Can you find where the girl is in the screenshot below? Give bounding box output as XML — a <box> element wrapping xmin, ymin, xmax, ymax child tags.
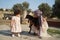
<box><xmin>11</xmin><ymin>10</ymin><xmax>21</xmax><ymax>37</ymax></box>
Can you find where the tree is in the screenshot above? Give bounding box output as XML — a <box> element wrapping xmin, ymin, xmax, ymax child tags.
<box><xmin>27</xmin><ymin>9</ymin><xmax>32</xmax><ymax>13</ymax></box>
<box><xmin>5</xmin><ymin>9</ymin><xmax>9</xmax><ymax>11</ymax></box>
<box><xmin>13</xmin><ymin>3</ymin><xmax>23</xmax><ymax>11</ymax></box>
<box><xmin>38</xmin><ymin>3</ymin><xmax>52</xmax><ymax>17</ymax></box>
<box><xmin>13</xmin><ymin>3</ymin><xmax>24</xmax><ymax>15</ymax></box>
<box><xmin>22</xmin><ymin>1</ymin><xmax>29</xmax><ymax>10</ymax></box>
<box><xmin>10</xmin><ymin>9</ymin><xmax>13</xmax><ymax>12</ymax></box>
<box><xmin>13</xmin><ymin>2</ymin><xmax>29</xmax><ymax>14</ymax></box>
<box><xmin>0</xmin><ymin>8</ymin><xmax>3</xmax><ymax>11</ymax></box>
<box><xmin>52</xmin><ymin>0</ymin><xmax>60</xmax><ymax>18</ymax></box>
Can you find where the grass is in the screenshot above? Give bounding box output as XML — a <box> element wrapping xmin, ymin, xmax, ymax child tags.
<box><xmin>48</xmin><ymin>29</ymin><xmax>60</xmax><ymax>34</ymax></box>
<box><xmin>48</xmin><ymin>29</ymin><xmax>60</xmax><ymax>38</ymax></box>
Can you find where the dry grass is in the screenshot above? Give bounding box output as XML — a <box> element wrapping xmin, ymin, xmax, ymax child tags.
<box><xmin>0</xmin><ymin>20</ymin><xmax>11</xmax><ymax>25</ymax></box>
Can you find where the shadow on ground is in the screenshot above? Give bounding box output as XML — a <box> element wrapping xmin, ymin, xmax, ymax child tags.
<box><xmin>0</xmin><ymin>30</ymin><xmax>35</xmax><ymax>37</ymax></box>
<box><xmin>0</xmin><ymin>30</ymin><xmax>11</xmax><ymax>36</ymax></box>
<box><xmin>21</xmin><ymin>31</ymin><xmax>36</xmax><ymax>36</ymax></box>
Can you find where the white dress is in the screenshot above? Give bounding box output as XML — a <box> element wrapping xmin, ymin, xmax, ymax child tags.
<box><xmin>40</xmin><ymin>18</ymin><xmax>51</xmax><ymax>37</ymax></box>
<box><xmin>11</xmin><ymin>16</ymin><xmax>21</xmax><ymax>33</ymax></box>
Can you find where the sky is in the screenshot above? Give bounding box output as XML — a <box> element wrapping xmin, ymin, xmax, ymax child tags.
<box><xmin>0</xmin><ymin>0</ymin><xmax>55</xmax><ymax>11</ymax></box>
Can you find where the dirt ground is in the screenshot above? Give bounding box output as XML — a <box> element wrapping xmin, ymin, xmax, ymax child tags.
<box><xmin>0</xmin><ymin>20</ymin><xmax>60</xmax><ymax>40</ymax></box>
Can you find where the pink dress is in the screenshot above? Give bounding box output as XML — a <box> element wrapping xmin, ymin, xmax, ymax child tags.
<box><xmin>11</xmin><ymin>16</ymin><xmax>21</xmax><ymax>33</ymax></box>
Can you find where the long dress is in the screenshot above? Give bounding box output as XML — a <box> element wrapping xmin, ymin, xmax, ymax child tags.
<box><xmin>40</xmin><ymin>18</ymin><xmax>51</xmax><ymax>37</ymax></box>
<box><xmin>11</xmin><ymin>16</ymin><xmax>21</xmax><ymax>33</ymax></box>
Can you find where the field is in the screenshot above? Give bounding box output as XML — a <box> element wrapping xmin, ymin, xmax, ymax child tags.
<box><xmin>0</xmin><ymin>20</ymin><xmax>60</xmax><ymax>40</ymax></box>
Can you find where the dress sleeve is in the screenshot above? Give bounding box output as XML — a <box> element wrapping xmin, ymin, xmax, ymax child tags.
<box><xmin>12</xmin><ymin>16</ymin><xmax>15</xmax><ymax>20</ymax></box>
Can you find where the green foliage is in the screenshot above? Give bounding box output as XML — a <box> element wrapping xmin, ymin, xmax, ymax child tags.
<box><xmin>52</xmin><ymin>0</ymin><xmax>60</xmax><ymax>18</ymax></box>
<box><xmin>12</xmin><ymin>1</ymin><xmax>29</xmax><ymax>11</ymax></box>
<box><xmin>48</xmin><ymin>29</ymin><xmax>60</xmax><ymax>35</ymax></box>
<box><xmin>0</xmin><ymin>8</ymin><xmax>3</xmax><ymax>11</ymax></box>
<box><xmin>13</xmin><ymin>3</ymin><xmax>24</xmax><ymax>15</ymax></box>
<box><xmin>22</xmin><ymin>1</ymin><xmax>29</xmax><ymax>10</ymax></box>
<box><xmin>13</xmin><ymin>3</ymin><xmax>23</xmax><ymax>11</ymax></box>
<box><xmin>38</xmin><ymin>3</ymin><xmax>52</xmax><ymax>17</ymax></box>
<box><xmin>27</xmin><ymin>9</ymin><xmax>32</xmax><ymax>13</ymax></box>
<box><xmin>12</xmin><ymin>1</ymin><xmax>29</xmax><ymax>15</ymax></box>
<box><xmin>5</xmin><ymin>9</ymin><xmax>9</xmax><ymax>11</ymax></box>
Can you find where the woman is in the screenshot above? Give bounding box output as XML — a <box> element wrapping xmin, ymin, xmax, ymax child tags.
<box><xmin>40</xmin><ymin>16</ymin><xmax>51</xmax><ymax>37</ymax></box>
